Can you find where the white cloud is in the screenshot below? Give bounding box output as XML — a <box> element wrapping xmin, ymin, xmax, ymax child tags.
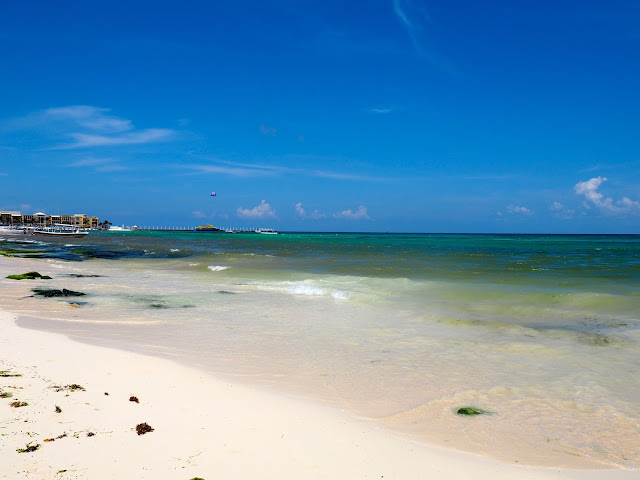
<box><xmin>506</xmin><ymin>205</ymin><xmax>532</xmax><ymax>215</ymax></box>
<box><xmin>295</xmin><ymin>202</ymin><xmax>326</xmax><ymax>220</ymax></box>
<box><xmin>574</xmin><ymin>177</ymin><xmax>640</xmax><ymax>214</ymax></box>
<box><xmin>333</xmin><ymin>205</ymin><xmax>370</xmax><ymax>220</ymax></box>
<box><xmin>237</xmin><ymin>200</ymin><xmax>276</xmax><ymax>219</ymax></box>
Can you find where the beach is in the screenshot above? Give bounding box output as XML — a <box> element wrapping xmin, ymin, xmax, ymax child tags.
<box><xmin>1</xmin><ymin>232</ymin><xmax>639</xmax><ymax>478</ymax></box>
<box><xmin>1</xmin><ymin>310</ymin><xmax>635</xmax><ymax>480</ymax></box>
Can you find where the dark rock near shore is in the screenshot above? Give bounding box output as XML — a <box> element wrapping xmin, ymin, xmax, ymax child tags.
<box><xmin>32</xmin><ymin>288</ymin><xmax>86</xmax><ymax>297</ymax></box>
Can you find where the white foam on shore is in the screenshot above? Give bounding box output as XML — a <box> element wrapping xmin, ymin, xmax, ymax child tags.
<box><xmin>258</xmin><ymin>280</ymin><xmax>351</xmax><ymax>300</ymax></box>
<box><xmin>208</xmin><ymin>265</ymin><xmax>230</xmax><ymax>272</ymax></box>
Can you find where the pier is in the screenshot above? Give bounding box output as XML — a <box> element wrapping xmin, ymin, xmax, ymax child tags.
<box><xmin>132</xmin><ymin>227</ymin><xmax>272</xmax><ymax>233</ymax></box>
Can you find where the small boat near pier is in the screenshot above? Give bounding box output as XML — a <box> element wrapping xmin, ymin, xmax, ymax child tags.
<box><xmin>30</xmin><ymin>224</ymin><xmax>89</xmax><ymax>238</ymax></box>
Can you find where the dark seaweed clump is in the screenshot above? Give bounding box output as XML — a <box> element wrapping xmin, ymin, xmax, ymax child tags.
<box><xmin>136</xmin><ymin>422</ymin><xmax>154</xmax><ymax>435</ymax></box>
<box><xmin>32</xmin><ymin>288</ymin><xmax>86</xmax><ymax>298</ymax></box>
<box><xmin>457</xmin><ymin>407</ymin><xmax>493</xmax><ymax>416</ymax></box>
<box><xmin>66</xmin><ymin>273</ymin><xmax>104</xmax><ymax>278</ymax></box>
<box><xmin>0</xmin><ymin>370</ymin><xmax>22</xmax><ymax>377</ymax></box>
<box><xmin>10</xmin><ymin>401</ymin><xmax>28</xmax><ymax>408</ymax></box>
<box><xmin>6</xmin><ymin>271</ymin><xmax>52</xmax><ymax>280</ymax></box>
<box><xmin>17</xmin><ymin>443</ymin><xmax>40</xmax><ymax>453</ymax></box>
<box><xmin>0</xmin><ymin>248</ymin><xmax>48</xmax><ymax>258</ymax></box>
<box><xmin>52</xmin><ymin>384</ymin><xmax>86</xmax><ymax>392</ymax></box>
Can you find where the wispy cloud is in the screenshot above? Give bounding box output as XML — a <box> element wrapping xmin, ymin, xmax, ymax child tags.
<box><xmin>333</xmin><ymin>205</ymin><xmax>370</xmax><ymax>220</ymax></box>
<box><xmin>192</xmin><ymin>210</ymin><xmax>229</xmax><ymax>220</ymax></box>
<box><xmin>6</xmin><ymin>105</ymin><xmax>178</xmax><ymax>150</ymax></box>
<box><xmin>57</xmin><ymin>129</ymin><xmax>175</xmax><ymax>149</ymax></box>
<box><xmin>67</xmin><ymin>157</ymin><xmax>128</xmax><ymax>172</ymax></box>
<box><xmin>392</xmin><ymin>0</ymin><xmax>432</xmax><ymax>54</ymax></box>
<box><xmin>44</xmin><ymin>106</ymin><xmax>133</xmax><ymax>133</ymax></box>
<box><xmin>179</xmin><ymin>156</ymin><xmax>390</xmax><ymax>182</ymax></box>
<box><xmin>506</xmin><ymin>204</ymin><xmax>532</xmax><ymax>215</ymax></box>
<box><xmin>259</xmin><ymin>124</ymin><xmax>277</xmax><ymax>136</ymax></box>
<box><xmin>574</xmin><ymin>176</ymin><xmax>640</xmax><ymax>213</ymax></box>
<box><xmin>179</xmin><ymin>159</ymin><xmax>290</xmax><ymax>178</ymax></box>
<box><xmin>392</xmin><ymin>0</ymin><xmax>456</xmax><ymax>74</ymax></box>
<box><xmin>313</xmin><ymin>170</ymin><xmax>390</xmax><ymax>182</ymax></box>
<box><xmin>367</xmin><ymin>106</ymin><xmax>393</xmax><ymax>114</ymax></box>
<box><xmin>550</xmin><ymin>201</ymin><xmax>575</xmax><ymax>220</ymax></box>
<box><xmin>580</xmin><ymin>161</ymin><xmax>640</xmax><ymax>173</ymax></box>
<box><xmin>237</xmin><ymin>200</ymin><xmax>277</xmax><ymax>219</ymax></box>
<box><xmin>462</xmin><ymin>173</ymin><xmax>520</xmax><ymax>181</ymax></box>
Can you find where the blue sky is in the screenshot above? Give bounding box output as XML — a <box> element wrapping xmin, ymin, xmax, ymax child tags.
<box><xmin>1</xmin><ymin>1</ymin><xmax>639</xmax><ymax>233</ymax></box>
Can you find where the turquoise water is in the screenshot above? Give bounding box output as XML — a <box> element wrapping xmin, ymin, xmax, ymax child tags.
<box><xmin>1</xmin><ymin>232</ymin><xmax>639</xmax><ymax>468</ymax></box>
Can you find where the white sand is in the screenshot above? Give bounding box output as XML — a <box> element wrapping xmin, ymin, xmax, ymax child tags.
<box><xmin>1</xmin><ymin>310</ymin><xmax>637</xmax><ymax>480</ymax></box>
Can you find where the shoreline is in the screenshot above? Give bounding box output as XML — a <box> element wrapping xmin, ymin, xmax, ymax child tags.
<box><xmin>0</xmin><ymin>309</ymin><xmax>636</xmax><ymax>479</ymax></box>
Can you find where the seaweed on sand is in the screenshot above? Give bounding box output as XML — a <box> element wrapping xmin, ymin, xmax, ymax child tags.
<box><xmin>16</xmin><ymin>443</ymin><xmax>40</xmax><ymax>453</ymax></box>
<box><xmin>44</xmin><ymin>433</ymin><xmax>67</xmax><ymax>442</ymax></box>
<box><xmin>129</xmin><ymin>396</ymin><xmax>139</xmax><ymax>403</ymax></box>
<box><xmin>0</xmin><ymin>248</ymin><xmax>47</xmax><ymax>258</ymax></box>
<box><xmin>10</xmin><ymin>401</ymin><xmax>28</xmax><ymax>408</ymax></box>
<box><xmin>135</xmin><ymin>422</ymin><xmax>154</xmax><ymax>435</ymax></box>
<box><xmin>52</xmin><ymin>384</ymin><xmax>86</xmax><ymax>392</ymax></box>
<box><xmin>0</xmin><ymin>390</ymin><xmax>13</xmax><ymax>398</ymax></box>
<box><xmin>0</xmin><ymin>370</ymin><xmax>22</xmax><ymax>377</ymax></box>
<box><xmin>456</xmin><ymin>407</ymin><xmax>493</xmax><ymax>416</ymax></box>
<box><xmin>6</xmin><ymin>271</ymin><xmax>52</xmax><ymax>280</ymax></box>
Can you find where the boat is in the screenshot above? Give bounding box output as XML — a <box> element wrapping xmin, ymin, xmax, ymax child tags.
<box><xmin>194</xmin><ymin>224</ymin><xmax>221</xmax><ymax>232</ymax></box>
<box><xmin>255</xmin><ymin>228</ymin><xmax>280</xmax><ymax>235</ymax></box>
<box><xmin>108</xmin><ymin>225</ymin><xmax>132</xmax><ymax>232</ymax></box>
<box><xmin>30</xmin><ymin>224</ymin><xmax>88</xmax><ymax>238</ymax></box>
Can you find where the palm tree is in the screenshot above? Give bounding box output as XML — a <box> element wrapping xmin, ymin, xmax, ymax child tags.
<box><xmin>100</xmin><ymin>220</ymin><xmax>112</xmax><ymax>230</ymax></box>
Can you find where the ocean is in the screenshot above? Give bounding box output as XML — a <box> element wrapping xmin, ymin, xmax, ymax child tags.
<box><xmin>1</xmin><ymin>231</ymin><xmax>639</xmax><ymax>468</ymax></box>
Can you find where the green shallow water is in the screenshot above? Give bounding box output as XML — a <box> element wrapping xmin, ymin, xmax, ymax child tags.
<box><xmin>1</xmin><ymin>232</ymin><xmax>639</xmax><ymax>468</ymax></box>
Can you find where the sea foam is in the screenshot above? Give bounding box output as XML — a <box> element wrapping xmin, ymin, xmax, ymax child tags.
<box><xmin>208</xmin><ymin>265</ymin><xmax>230</xmax><ymax>272</ymax></box>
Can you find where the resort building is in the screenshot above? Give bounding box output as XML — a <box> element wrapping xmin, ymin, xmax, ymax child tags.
<box><xmin>0</xmin><ymin>211</ymin><xmax>100</xmax><ymax>228</ymax></box>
